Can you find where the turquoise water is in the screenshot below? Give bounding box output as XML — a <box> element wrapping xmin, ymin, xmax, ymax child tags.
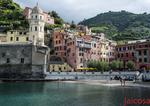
<box><xmin>0</xmin><ymin>82</ymin><xmax>150</xmax><ymax>106</ymax></box>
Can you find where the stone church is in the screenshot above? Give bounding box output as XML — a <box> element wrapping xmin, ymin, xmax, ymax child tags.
<box><xmin>0</xmin><ymin>4</ymin><xmax>49</xmax><ymax>80</ymax></box>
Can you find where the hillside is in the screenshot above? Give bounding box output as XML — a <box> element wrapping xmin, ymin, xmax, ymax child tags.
<box><xmin>0</xmin><ymin>0</ymin><xmax>28</xmax><ymax>32</ymax></box>
<box><xmin>79</xmin><ymin>11</ymin><xmax>150</xmax><ymax>41</ymax></box>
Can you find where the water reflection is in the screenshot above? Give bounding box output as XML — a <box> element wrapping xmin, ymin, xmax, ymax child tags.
<box><xmin>0</xmin><ymin>82</ymin><xmax>149</xmax><ymax>106</ymax></box>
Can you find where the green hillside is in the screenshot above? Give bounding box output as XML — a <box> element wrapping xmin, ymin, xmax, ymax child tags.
<box><xmin>0</xmin><ymin>0</ymin><xmax>28</xmax><ymax>32</ymax></box>
<box><xmin>79</xmin><ymin>11</ymin><xmax>150</xmax><ymax>41</ymax></box>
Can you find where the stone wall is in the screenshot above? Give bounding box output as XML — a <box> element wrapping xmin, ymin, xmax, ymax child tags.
<box><xmin>0</xmin><ymin>44</ymin><xmax>48</xmax><ymax>79</ymax></box>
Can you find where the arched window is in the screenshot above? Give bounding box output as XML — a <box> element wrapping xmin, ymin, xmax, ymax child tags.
<box><xmin>40</xmin><ymin>16</ymin><xmax>42</xmax><ymax>20</ymax></box>
<box><xmin>35</xmin><ymin>26</ymin><xmax>37</xmax><ymax>31</ymax></box>
<box><xmin>35</xmin><ymin>15</ymin><xmax>37</xmax><ymax>19</ymax></box>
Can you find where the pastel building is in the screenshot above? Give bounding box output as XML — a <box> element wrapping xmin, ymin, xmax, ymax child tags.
<box><xmin>6</xmin><ymin>30</ymin><xmax>29</xmax><ymax>43</ymax></box>
<box><xmin>52</xmin><ymin>30</ymin><xmax>67</xmax><ymax>60</ymax></box>
<box><xmin>52</xmin><ymin>29</ymin><xmax>116</xmax><ymax>70</ymax></box>
<box><xmin>0</xmin><ymin>4</ymin><xmax>49</xmax><ymax>79</ymax></box>
<box><xmin>67</xmin><ymin>33</ymin><xmax>116</xmax><ymax>70</ymax></box>
<box><xmin>116</xmin><ymin>39</ymin><xmax>150</xmax><ymax>69</ymax></box>
<box><xmin>0</xmin><ymin>33</ymin><xmax>7</xmax><ymax>42</ymax></box>
<box><xmin>23</xmin><ymin>6</ymin><xmax>54</xmax><ymax>25</ymax></box>
<box><xmin>48</xmin><ymin>56</ymin><xmax>72</xmax><ymax>72</ymax></box>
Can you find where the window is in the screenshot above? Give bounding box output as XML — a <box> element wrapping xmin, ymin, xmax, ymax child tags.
<box><xmin>35</xmin><ymin>26</ymin><xmax>37</xmax><ymax>31</ymax></box>
<box><xmin>144</xmin><ymin>58</ymin><xmax>147</xmax><ymax>63</ymax></box>
<box><xmin>139</xmin><ymin>51</ymin><xmax>142</xmax><ymax>56</ymax></box>
<box><xmin>132</xmin><ymin>52</ymin><xmax>134</xmax><ymax>57</ymax></box>
<box><xmin>59</xmin><ymin>67</ymin><xmax>61</xmax><ymax>71</ymax></box>
<box><xmin>26</xmin><ymin>37</ymin><xmax>29</xmax><ymax>41</ymax></box>
<box><xmin>121</xmin><ymin>53</ymin><xmax>123</xmax><ymax>57</ymax></box>
<box><xmin>16</xmin><ymin>37</ymin><xmax>19</xmax><ymax>41</ymax></box>
<box><xmin>119</xmin><ymin>48</ymin><xmax>121</xmax><ymax>51</ymax></box>
<box><xmin>2</xmin><ymin>53</ymin><xmax>5</xmax><ymax>57</ymax></box>
<box><xmin>139</xmin><ymin>58</ymin><xmax>142</xmax><ymax>63</ymax></box>
<box><xmin>24</xmin><ymin>32</ymin><xmax>26</xmax><ymax>35</ymax></box>
<box><xmin>10</xmin><ymin>37</ymin><xmax>13</xmax><ymax>41</ymax></box>
<box><xmin>31</xmin><ymin>27</ymin><xmax>32</xmax><ymax>31</ymax></box>
<box><xmin>40</xmin><ymin>16</ymin><xmax>42</xmax><ymax>20</ymax></box>
<box><xmin>118</xmin><ymin>54</ymin><xmax>120</xmax><ymax>58</ymax></box>
<box><xmin>80</xmin><ymin>58</ymin><xmax>83</xmax><ymax>63</ymax></box>
<box><xmin>126</xmin><ymin>53</ymin><xmax>128</xmax><ymax>57</ymax></box>
<box><xmin>64</xmin><ymin>67</ymin><xmax>66</xmax><ymax>70</ymax></box>
<box><xmin>79</xmin><ymin>53</ymin><xmax>82</xmax><ymax>56</ymax></box>
<box><xmin>21</xmin><ymin>58</ymin><xmax>24</xmax><ymax>63</ymax></box>
<box><xmin>19</xmin><ymin>32</ymin><xmax>22</xmax><ymax>35</ymax></box>
<box><xmin>64</xmin><ymin>46</ymin><xmax>66</xmax><ymax>50</ymax></box>
<box><xmin>35</xmin><ymin>15</ymin><xmax>37</xmax><ymax>19</ymax></box>
<box><xmin>123</xmin><ymin>47</ymin><xmax>126</xmax><ymax>51</ymax></box>
<box><xmin>6</xmin><ymin>58</ymin><xmax>10</xmax><ymax>63</ymax></box>
<box><xmin>144</xmin><ymin>50</ymin><xmax>147</xmax><ymax>55</ymax></box>
<box><xmin>11</xmin><ymin>31</ymin><xmax>13</xmax><ymax>34</ymax></box>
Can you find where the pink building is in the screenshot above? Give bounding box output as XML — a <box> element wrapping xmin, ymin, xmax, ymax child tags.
<box><xmin>52</xmin><ymin>29</ymin><xmax>116</xmax><ymax>70</ymax></box>
<box><xmin>52</xmin><ymin>30</ymin><xmax>67</xmax><ymax>60</ymax></box>
<box><xmin>23</xmin><ymin>7</ymin><xmax>54</xmax><ymax>25</ymax></box>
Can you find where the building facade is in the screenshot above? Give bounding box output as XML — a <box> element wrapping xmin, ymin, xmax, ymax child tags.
<box><xmin>52</xmin><ymin>29</ymin><xmax>116</xmax><ymax>70</ymax></box>
<box><xmin>23</xmin><ymin>7</ymin><xmax>54</xmax><ymax>25</ymax></box>
<box><xmin>116</xmin><ymin>40</ymin><xmax>150</xmax><ymax>70</ymax></box>
<box><xmin>0</xmin><ymin>4</ymin><xmax>49</xmax><ymax>79</ymax></box>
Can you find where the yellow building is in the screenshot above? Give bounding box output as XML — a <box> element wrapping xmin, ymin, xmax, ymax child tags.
<box><xmin>6</xmin><ymin>30</ymin><xmax>29</xmax><ymax>43</ymax></box>
<box><xmin>0</xmin><ymin>34</ymin><xmax>7</xmax><ymax>42</ymax></box>
<box><xmin>49</xmin><ymin>56</ymin><xmax>72</xmax><ymax>72</ymax></box>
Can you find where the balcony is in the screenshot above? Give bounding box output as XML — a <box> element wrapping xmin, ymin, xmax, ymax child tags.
<box><xmin>76</xmin><ymin>43</ymin><xmax>91</xmax><ymax>48</ymax></box>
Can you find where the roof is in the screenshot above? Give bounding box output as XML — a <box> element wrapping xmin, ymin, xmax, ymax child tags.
<box><xmin>31</xmin><ymin>5</ymin><xmax>43</xmax><ymax>14</ymax></box>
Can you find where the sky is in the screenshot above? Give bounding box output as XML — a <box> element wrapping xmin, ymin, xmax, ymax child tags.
<box><xmin>14</xmin><ymin>0</ymin><xmax>150</xmax><ymax>23</ymax></box>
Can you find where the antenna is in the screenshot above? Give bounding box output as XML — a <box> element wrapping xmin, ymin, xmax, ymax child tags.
<box><xmin>36</xmin><ymin>2</ymin><xmax>38</xmax><ymax>7</ymax></box>
<box><xmin>36</xmin><ymin>0</ymin><xmax>39</xmax><ymax>7</ymax></box>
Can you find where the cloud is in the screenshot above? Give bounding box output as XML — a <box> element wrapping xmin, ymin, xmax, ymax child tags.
<box><xmin>13</xmin><ymin>0</ymin><xmax>150</xmax><ymax>23</ymax></box>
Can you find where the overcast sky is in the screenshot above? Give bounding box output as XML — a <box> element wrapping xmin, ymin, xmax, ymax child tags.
<box><xmin>14</xmin><ymin>0</ymin><xmax>150</xmax><ymax>23</ymax></box>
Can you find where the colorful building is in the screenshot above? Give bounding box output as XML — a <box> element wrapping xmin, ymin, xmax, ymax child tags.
<box><xmin>52</xmin><ymin>29</ymin><xmax>116</xmax><ymax>70</ymax></box>
<box><xmin>116</xmin><ymin>40</ymin><xmax>150</xmax><ymax>70</ymax></box>
<box><xmin>48</xmin><ymin>56</ymin><xmax>72</xmax><ymax>72</ymax></box>
<box><xmin>23</xmin><ymin>7</ymin><xmax>54</xmax><ymax>25</ymax></box>
<box><xmin>0</xmin><ymin>33</ymin><xmax>7</xmax><ymax>42</ymax></box>
<box><xmin>6</xmin><ymin>30</ymin><xmax>29</xmax><ymax>43</ymax></box>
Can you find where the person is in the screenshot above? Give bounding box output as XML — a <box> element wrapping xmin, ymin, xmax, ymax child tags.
<box><xmin>122</xmin><ymin>76</ymin><xmax>126</xmax><ymax>86</ymax></box>
<box><xmin>119</xmin><ymin>76</ymin><xmax>123</xmax><ymax>86</ymax></box>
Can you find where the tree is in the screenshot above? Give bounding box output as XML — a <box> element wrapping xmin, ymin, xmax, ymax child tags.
<box><xmin>110</xmin><ymin>60</ymin><xmax>119</xmax><ymax>70</ymax></box>
<box><xmin>126</xmin><ymin>61</ymin><xmax>135</xmax><ymax>70</ymax></box>
<box><xmin>109</xmin><ymin>60</ymin><xmax>123</xmax><ymax>70</ymax></box>
<box><xmin>51</xmin><ymin>11</ymin><xmax>60</xmax><ymax>18</ymax></box>
<box><xmin>87</xmin><ymin>60</ymin><xmax>97</xmax><ymax>68</ymax></box>
<box><xmin>70</xmin><ymin>21</ymin><xmax>76</xmax><ymax>29</ymax></box>
<box><xmin>55</xmin><ymin>18</ymin><xmax>63</xmax><ymax>25</ymax></box>
<box><xmin>118</xmin><ymin>61</ymin><xmax>123</xmax><ymax>69</ymax></box>
<box><xmin>97</xmin><ymin>61</ymin><xmax>109</xmax><ymax>72</ymax></box>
